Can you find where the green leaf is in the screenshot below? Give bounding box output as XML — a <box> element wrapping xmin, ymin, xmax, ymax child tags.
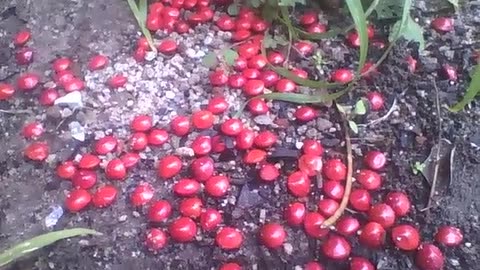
<box><xmin>345</xmin><ymin>0</ymin><xmax>369</xmax><ymax>74</ymax></box>
<box><xmin>448</xmin><ymin>0</ymin><xmax>459</xmax><ymax>9</ymax></box>
<box><xmin>390</xmin><ymin>16</ymin><xmax>425</xmax><ymax>51</ymax></box>
<box><xmin>138</xmin><ymin>0</ymin><xmax>148</xmax><ymax>22</ymax></box>
<box><xmin>354</xmin><ymin>99</ymin><xmax>367</xmax><ymax>115</ymax></box>
<box><xmin>348</xmin><ymin>120</ymin><xmax>359</xmax><ymax>134</ymax></box>
<box><xmin>202</xmin><ymin>52</ymin><xmax>218</xmax><ymax>68</ymax></box>
<box><xmin>336</xmin><ymin>103</ymin><xmax>347</xmax><ymax>114</ymax></box>
<box><xmin>0</xmin><ymin>228</ymin><xmax>101</xmax><ymax>267</ymax></box>
<box><xmin>374</xmin><ymin>0</ymin><xmax>404</xmax><ymax>19</ymax></box>
<box><xmin>278</xmin><ymin>0</ymin><xmax>305</xmax><ymax>6</ymax></box>
<box><xmin>222</xmin><ymin>49</ymin><xmax>239</xmax><ymax>66</ymax></box>
<box><xmin>227</xmin><ymin>2</ymin><xmax>240</xmax><ymax>16</ymax></box>
<box><xmin>411</xmin><ymin>161</ymin><xmax>426</xmax><ymax>175</ymax></box>
<box><xmin>450</xmin><ymin>64</ymin><xmax>480</xmax><ymax>112</ymax></box>
<box><xmin>263</xmin><ymin>34</ymin><xmax>278</xmax><ymax>49</ymax></box>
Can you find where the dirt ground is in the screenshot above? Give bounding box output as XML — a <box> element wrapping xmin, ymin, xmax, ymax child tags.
<box><xmin>0</xmin><ymin>0</ymin><xmax>479</xmax><ymax>269</ymax></box>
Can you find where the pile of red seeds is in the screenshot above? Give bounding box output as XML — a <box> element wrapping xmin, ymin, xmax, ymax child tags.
<box><xmin>0</xmin><ymin>1</ymin><xmax>465</xmax><ymax>269</ymax></box>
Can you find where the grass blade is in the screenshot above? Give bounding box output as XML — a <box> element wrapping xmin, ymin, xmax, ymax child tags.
<box><xmin>138</xmin><ymin>0</ymin><xmax>148</xmax><ymax>22</ymax></box>
<box><xmin>345</xmin><ymin>0</ymin><xmax>369</xmax><ymax>74</ymax></box>
<box><xmin>450</xmin><ymin>64</ymin><xmax>480</xmax><ymax>112</ymax></box>
<box><xmin>0</xmin><ymin>228</ymin><xmax>101</xmax><ymax>267</ymax></box>
<box><xmin>272</xmin><ymin>66</ymin><xmax>339</xmax><ymax>88</ymax></box>
<box><xmin>127</xmin><ymin>0</ymin><xmax>157</xmax><ymax>52</ymax></box>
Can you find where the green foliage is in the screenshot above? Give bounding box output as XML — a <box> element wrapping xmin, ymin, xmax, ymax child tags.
<box><xmin>448</xmin><ymin>0</ymin><xmax>459</xmax><ymax>9</ymax></box>
<box><xmin>354</xmin><ymin>99</ymin><xmax>367</xmax><ymax>115</ymax></box>
<box><xmin>390</xmin><ymin>15</ymin><xmax>425</xmax><ymax>51</ymax></box>
<box><xmin>450</xmin><ymin>64</ymin><xmax>480</xmax><ymax>112</ymax></box>
<box><xmin>348</xmin><ymin>120</ymin><xmax>359</xmax><ymax>134</ymax></box>
<box><xmin>374</xmin><ymin>0</ymin><xmax>404</xmax><ymax>19</ymax></box>
<box><xmin>127</xmin><ymin>0</ymin><xmax>156</xmax><ymax>52</ymax></box>
<box><xmin>222</xmin><ymin>49</ymin><xmax>239</xmax><ymax>66</ymax></box>
<box><xmin>345</xmin><ymin>0</ymin><xmax>369</xmax><ymax>74</ymax></box>
<box><xmin>227</xmin><ymin>2</ymin><xmax>240</xmax><ymax>15</ymax></box>
<box><xmin>278</xmin><ymin>0</ymin><xmax>305</xmax><ymax>6</ymax></box>
<box><xmin>0</xmin><ymin>228</ymin><xmax>100</xmax><ymax>267</ymax></box>
<box><xmin>263</xmin><ymin>33</ymin><xmax>289</xmax><ymax>49</ymax></box>
<box><xmin>202</xmin><ymin>52</ymin><xmax>218</xmax><ymax>68</ymax></box>
<box><xmin>202</xmin><ymin>49</ymin><xmax>239</xmax><ymax>68</ymax></box>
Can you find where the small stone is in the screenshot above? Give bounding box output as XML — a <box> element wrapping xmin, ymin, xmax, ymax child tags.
<box><xmin>145</xmin><ymin>51</ymin><xmax>157</xmax><ymax>61</ymax></box>
<box><xmin>283</xmin><ymin>243</ymin><xmax>293</xmax><ymax>255</ymax></box>
<box><xmin>175</xmin><ymin>147</ymin><xmax>195</xmax><ymax>157</ymax></box>
<box><xmin>254</xmin><ymin>115</ymin><xmax>273</xmax><ymax>125</ymax></box>
<box><xmin>54</xmin><ymin>91</ymin><xmax>83</xmax><ymax>108</ymax></box>
<box><xmin>69</xmin><ymin>121</ymin><xmax>85</xmax><ymax>141</ymax></box>
<box><xmin>132</xmin><ymin>211</ymin><xmax>141</xmax><ymax>218</ymax></box>
<box><xmin>316</xmin><ymin>118</ymin><xmax>333</xmax><ymax>131</ymax></box>
<box><xmin>118</xmin><ymin>215</ymin><xmax>128</xmax><ymax>222</ymax></box>
<box><xmin>165</xmin><ymin>91</ymin><xmax>176</xmax><ymax>99</ymax></box>
<box><xmin>203</xmin><ymin>36</ymin><xmax>213</xmax><ymax>45</ymax></box>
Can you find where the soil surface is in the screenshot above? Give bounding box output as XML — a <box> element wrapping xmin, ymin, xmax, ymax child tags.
<box><xmin>0</xmin><ymin>0</ymin><xmax>479</xmax><ymax>270</ymax></box>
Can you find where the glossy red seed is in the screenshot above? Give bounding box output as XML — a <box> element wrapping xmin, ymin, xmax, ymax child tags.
<box><xmin>72</xmin><ymin>170</ymin><xmax>97</xmax><ymax>189</ymax></box>
<box><xmin>294</xmin><ymin>106</ymin><xmax>318</xmax><ymax>122</ymax></box>
<box><xmin>298</xmin><ymin>154</ymin><xmax>323</xmax><ymax>177</ymax></box>
<box><xmin>24</xmin><ymin>142</ymin><xmax>49</xmax><ymax>161</ymax></box>
<box><xmin>350</xmin><ymin>257</ymin><xmax>375</xmax><ymax>270</ymax></box>
<box><xmin>221</xmin><ymin>119</ymin><xmax>243</xmax><ymax>136</ymax></box>
<box><xmin>192</xmin><ymin>110</ymin><xmax>214</xmax><ymax>129</ymax></box>
<box><xmin>209</xmin><ymin>70</ymin><xmax>228</xmax><ymax>86</ymax></box>
<box><xmin>304</xmin><ymin>212</ymin><xmax>329</xmax><ymax>238</ymax></box>
<box><xmin>169</xmin><ymin>217</ymin><xmax>197</xmax><ymax>242</ymax></box>
<box><xmin>17</xmin><ymin>73</ymin><xmax>40</xmax><ymax>91</ymax></box>
<box><xmin>145</xmin><ymin>228</ymin><xmax>167</xmax><ymax>251</ymax></box>
<box><xmin>92</xmin><ymin>185</ymin><xmax>117</xmax><ymax>208</ymax></box>
<box><xmin>407</xmin><ymin>55</ymin><xmax>417</xmax><ymax>73</ymax></box>
<box><xmin>247</xmin><ymin>98</ymin><xmax>269</xmax><ymax>115</ymax></box>
<box><xmin>175</xmin><ymin>20</ymin><xmax>190</xmax><ymax>34</ymax></box>
<box><xmin>157</xmin><ymin>155</ymin><xmax>182</xmax><ymax>179</ymax></box>
<box><xmin>105</xmin><ymin>158</ymin><xmax>127</xmax><ymax>180</ymax></box>
<box><xmin>294</xmin><ymin>41</ymin><xmax>314</xmax><ymax>56</ymax></box>
<box><xmin>299</xmin><ymin>11</ymin><xmax>318</xmax><ymax>26</ymax></box>
<box><xmin>392</xmin><ymin>224</ymin><xmax>421</xmax><ymax>251</ymax></box>
<box><xmin>148</xmin><ymin>200</ymin><xmax>172</xmax><ymax>222</ymax></box>
<box><xmin>228</xmin><ymin>74</ymin><xmax>247</xmax><ymax>88</ymax></box>
<box><xmin>253</xmin><ymin>130</ymin><xmax>277</xmax><ymax>148</ymax></box>
<box><xmin>237</xmin><ymin>43</ymin><xmax>260</xmax><ymax>59</ymax></box>
<box><xmin>435</xmin><ymin>226</ymin><xmax>463</xmax><ymax>247</ymax></box>
<box><xmin>284</xmin><ymin>202</ymin><xmax>306</xmax><ymax>226</ymax></box>
<box><xmin>95</xmin><ymin>136</ymin><xmax>117</xmax><ymax>155</ymax></box>
<box><xmin>235</xmin><ymin>129</ymin><xmax>255</xmax><ymax>150</ymax></box>
<box><xmin>384</xmin><ymin>191</ymin><xmax>411</xmax><ymax>216</ymax></box>
<box><xmin>267</xmin><ymin>51</ymin><xmax>285</xmax><ymax>65</ymax></box>
<box><xmin>211</xmin><ymin>135</ymin><xmax>226</xmax><ymax>153</ymax></box>
<box><xmin>200</xmin><ymin>208</ymin><xmax>222</xmax><ymax>231</ymax></box>
<box><xmin>65</xmin><ymin>189</ymin><xmax>91</xmax><ymax>212</ymax></box>
<box><xmin>366</xmin><ymin>91</ymin><xmax>384</xmax><ymax>111</ymax></box>
<box><xmin>331</xmin><ymin>69</ymin><xmax>354</xmax><ymax>84</ymax></box>
<box><xmin>136</xmin><ymin>37</ymin><xmax>150</xmax><ymax>49</ymax></box>
<box><xmin>120</xmin><ymin>152</ymin><xmax>140</xmax><ymax>169</ymax></box>
<box><xmin>191</xmin><ymin>156</ymin><xmax>214</xmax><ymax>182</ymax></box>
<box><xmin>219</xmin><ymin>263</ymin><xmax>242</xmax><ymax>270</ymax></box>
<box><xmin>302</xmin><ymin>139</ymin><xmax>323</xmax><ymax>156</ymax></box>
<box><xmin>247</xmin><ymin>55</ymin><xmax>268</xmax><ymax>70</ymax></box>
<box><xmin>304</xmin><ymin>261</ymin><xmax>324</xmax><ymax>270</ymax></box>
<box><xmin>291</xmin><ymin>67</ymin><xmax>308</xmax><ymax>79</ymax></box>
<box><xmin>170</xmin><ymin>115</ymin><xmax>191</xmax><ymax>136</ymax></box>
<box><xmin>251</xmin><ymin>18</ymin><xmax>268</xmax><ymax>32</ymax></box>
<box><xmin>13</xmin><ymin>29</ymin><xmax>31</xmax><ymax>46</ymax></box>
<box><xmin>260</xmin><ymin>223</ymin><xmax>286</xmax><ymax>248</ymax></box>
<box><xmin>158</xmin><ymin>39</ymin><xmax>177</xmax><ymax>55</ymax></box>
<box><xmin>242</xmin><ymin>68</ymin><xmax>261</xmax><ymax>79</ymax></box>
<box><xmin>216</xmin><ymin>227</ymin><xmax>243</xmax><ymax>250</ymax></box>
<box><xmin>133</xmin><ymin>46</ymin><xmax>146</xmax><ymax>62</ymax></box>
<box><xmin>162</xmin><ymin>6</ymin><xmax>180</xmax><ymax>18</ymax></box>
<box><xmin>235</xmin><ymin>18</ymin><xmax>251</xmax><ymax>30</ymax></box>
<box><xmin>258</xmin><ymin>164</ymin><xmax>279</xmax><ymax>182</ymax></box>
<box><xmin>131</xmin><ymin>115</ymin><xmax>152</xmax><ymax>132</ymax></box>
<box><xmin>323</xmin><ymin>159</ymin><xmax>347</xmax><ymax>181</ymax></box>
<box><xmin>207</xmin><ymin>96</ymin><xmax>228</xmax><ymax>114</ymax></box>
<box><xmin>243</xmin><ymin>149</ymin><xmax>267</xmax><ymax>164</ymax></box>
<box><xmin>130</xmin><ymin>183</ymin><xmax>154</xmax><ymax>206</ymax></box>
<box><xmin>322</xmin><ymin>235</ymin><xmax>351</xmax><ymax>260</ymax></box>
<box><xmin>431</xmin><ymin>17</ymin><xmax>453</xmax><ymax>33</ymax></box>
<box><xmin>216</xmin><ymin>15</ymin><xmax>235</xmax><ymax>31</ymax></box>
<box><xmin>205</xmin><ymin>175</ymin><xmax>230</xmax><ymax>197</ymax></box>
<box><xmin>233</xmin><ymin>57</ymin><xmax>248</xmax><ymax>71</ymax></box>
<box><xmin>0</xmin><ymin>83</ymin><xmax>15</xmax><ymax>100</ymax></box>
<box><xmin>39</xmin><ymin>88</ymin><xmax>59</xmax><ymax>106</ymax></box>
<box><xmin>356</xmin><ymin>169</ymin><xmax>382</xmax><ymax>190</ymax></box>
<box><xmin>22</xmin><ymin>122</ymin><xmax>44</xmax><ymax>139</ymax></box>
<box><xmin>275</xmin><ymin>79</ymin><xmax>296</xmax><ymax>93</ymax></box>
<box><xmin>146</xmin><ymin>14</ymin><xmax>161</xmax><ymax>31</ymax></box>
<box><xmin>317</xmin><ymin>198</ymin><xmax>339</xmax><ymax>218</ymax></box>
<box><xmin>63</xmin><ymin>77</ymin><xmax>85</xmax><ymax>92</ymax></box>
<box><xmin>287</xmin><ymin>171</ymin><xmax>311</xmax><ymax>197</ymax></box>
<box><xmin>78</xmin><ymin>153</ymin><xmax>100</xmax><ymax>169</ymax></box>
<box><xmin>52</xmin><ymin>57</ymin><xmax>72</xmax><ymax>72</ymax></box>
<box><xmin>368</xmin><ymin>203</ymin><xmax>396</xmax><ymax>228</ymax></box>
<box><xmin>416</xmin><ymin>244</ymin><xmax>444</xmax><ymax>270</ymax></box>
<box><xmin>335</xmin><ymin>216</ymin><xmax>360</xmax><ymax>236</ymax></box>
<box><xmin>441</xmin><ymin>64</ymin><xmax>458</xmax><ymax>81</ymax></box>
<box><xmin>258</xmin><ymin>70</ymin><xmax>278</xmax><ymax>88</ymax></box>
<box><xmin>190</xmin><ymin>135</ymin><xmax>211</xmax><ymax>156</ymax></box>
<box><xmin>349</xmin><ymin>189</ymin><xmax>371</xmax><ymax>211</ymax></box>
<box><xmin>307</xmin><ymin>23</ymin><xmax>327</xmax><ymax>34</ymax></box>
<box><xmin>174</xmin><ymin>179</ymin><xmax>200</xmax><ymax>196</ymax></box>
<box><xmin>323</xmin><ymin>180</ymin><xmax>344</xmax><ymax>200</ymax></box>
<box><xmin>88</xmin><ymin>55</ymin><xmax>108</xmax><ymax>71</ymax></box>
<box><xmin>179</xmin><ymin>197</ymin><xmax>203</xmax><ymax>218</ymax></box>
<box><xmin>54</xmin><ymin>70</ymin><xmax>75</xmax><ymax>85</ymax></box>
<box><xmin>232</xmin><ymin>29</ymin><xmax>251</xmax><ymax>41</ymax></box>
<box><xmin>15</xmin><ymin>47</ymin><xmax>34</xmax><ymax>65</ymax></box>
<box><xmin>359</xmin><ymin>222</ymin><xmax>386</xmax><ymax>248</ymax></box>
<box><xmin>148</xmin><ymin>129</ymin><xmax>169</xmax><ymax>146</ymax></box>
<box><xmin>107</xmin><ymin>74</ymin><xmax>127</xmax><ymax>88</ymax></box>
<box><xmin>56</xmin><ymin>161</ymin><xmax>77</xmax><ymax>179</ymax></box>
<box><xmin>361</xmin><ymin>61</ymin><xmax>378</xmax><ymax>78</ymax></box>
<box><xmin>243</xmin><ymin>79</ymin><xmax>264</xmax><ymax>96</ymax></box>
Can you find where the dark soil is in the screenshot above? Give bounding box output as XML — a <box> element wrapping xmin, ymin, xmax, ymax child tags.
<box><xmin>0</xmin><ymin>0</ymin><xmax>479</xmax><ymax>270</ymax></box>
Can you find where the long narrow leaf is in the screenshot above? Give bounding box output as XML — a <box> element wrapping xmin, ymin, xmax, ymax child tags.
<box><xmin>0</xmin><ymin>228</ymin><xmax>101</xmax><ymax>267</ymax></box>
<box><xmin>138</xmin><ymin>0</ymin><xmax>148</xmax><ymax>22</ymax></box>
<box><xmin>345</xmin><ymin>0</ymin><xmax>369</xmax><ymax>74</ymax></box>
<box><xmin>127</xmin><ymin>0</ymin><xmax>157</xmax><ymax>52</ymax></box>
<box><xmin>450</xmin><ymin>64</ymin><xmax>480</xmax><ymax>112</ymax></box>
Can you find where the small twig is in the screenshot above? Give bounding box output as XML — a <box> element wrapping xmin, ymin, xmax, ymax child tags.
<box><xmin>0</xmin><ymin>109</ymin><xmax>31</xmax><ymax>114</ymax></box>
<box><xmin>360</xmin><ymin>98</ymin><xmax>398</xmax><ymax>127</ymax></box>
<box><xmin>322</xmin><ymin>118</ymin><xmax>353</xmax><ymax>228</ymax></box>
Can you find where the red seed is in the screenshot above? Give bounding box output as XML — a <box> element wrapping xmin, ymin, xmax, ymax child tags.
<box><xmin>294</xmin><ymin>41</ymin><xmax>314</xmax><ymax>56</ymax></box>
<box><xmin>92</xmin><ymin>185</ymin><xmax>117</xmax><ymax>208</ymax></box>
<box><xmin>356</xmin><ymin>169</ymin><xmax>382</xmax><ymax>190</ymax></box>
<box><xmin>191</xmin><ymin>135</ymin><xmax>212</xmax><ymax>156</ymax></box>
<box><xmin>174</xmin><ymin>178</ymin><xmax>201</xmax><ymax>196</ymax></box>
<box><xmin>175</xmin><ymin>20</ymin><xmax>190</xmax><ymax>34</ymax></box>
<box><xmin>416</xmin><ymin>243</ymin><xmax>444</xmax><ymax>270</ymax></box>
<box><xmin>431</xmin><ymin>17</ymin><xmax>454</xmax><ymax>33</ymax></box>
<box><xmin>275</xmin><ymin>79</ymin><xmax>297</xmax><ymax>93</ymax></box>
<box><xmin>72</xmin><ymin>170</ymin><xmax>97</xmax><ymax>189</ymax></box>
<box><xmin>259</xmin><ymin>70</ymin><xmax>279</xmax><ymax>87</ymax></box>
<box><xmin>237</xmin><ymin>43</ymin><xmax>260</xmax><ymax>59</ymax></box>
<box><xmin>54</xmin><ymin>70</ymin><xmax>75</xmax><ymax>85</ymax></box>
<box><xmin>205</xmin><ymin>175</ymin><xmax>230</xmax><ymax>197</ymax></box>
<box><xmin>232</xmin><ymin>29</ymin><xmax>252</xmax><ymax>41</ymax></box>
<box><xmin>259</xmin><ymin>223</ymin><xmax>286</xmax><ymax>249</ymax></box>
<box><xmin>242</xmin><ymin>68</ymin><xmax>261</xmax><ymax>79</ymax></box>
<box><xmin>107</xmin><ymin>74</ymin><xmax>127</xmax><ymax>88</ymax></box>
<box><xmin>434</xmin><ymin>226</ymin><xmax>463</xmax><ymax>247</ymax></box>
<box><xmin>247</xmin><ymin>55</ymin><xmax>268</xmax><ymax>70</ymax></box>
<box><xmin>78</xmin><ymin>153</ymin><xmax>101</xmax><ymax>169</ymax></box>
<box><xmin>207</xmin><ymin>96</ymin><xmax>229</xmax><ymax>114</ymax></box>
<box><xmin>284</xmin><ymin>202</ymin><xmax>306</xmax><ymax>226</ymax></box>
<box><xmin>149</xmin><ymin>2</ymin><xmax>164</xmax><ymax>14</ymax></box>
<box><xmin>192</xmin><ymin>110</ymin><xmax>214</xmax><ymax>129</ymax></box>
<box><xmin>15</xmin><ymin>47</ymin><xmax>34</xmax><ymax>65</ymax></box>
<box><xmin>295</xmin><ymin>106</ymin><xmax>318</xmax><ymax>122</ymax></box>
<box><xmin>251</xmin><ymin>18</ymin><xmax>268</xmax><ymax>32</ymax></box>
<box><xmin>335</xmin><ymin>216</ymin><xmax>360</xmax><ymax>236</ymax></box>
<box><xmin>211</xmin><ymin>135</ymin><xmax>226</xmax><ymax>153</ymax></box>
<box><xmin>267</xmin><ymin>51</ymin><xmax>285</xmax><ymax>65</ymax></box>
<box><xmin>216</xmin><ymin>227</ymin><xmax>243</xmax><ymax>250</ymax></box>
<box><xmin>209</xmin><ymin>70</ymin><xmax>228</xmax><ymax>86</ymax></box>
<box><xmin>158</xmin><ymin>39</ymin><xmax>178</xmax><ymax>54</ymax></box>
<box><xmin>216</xmin><ymin>15</ymin><xmax>235</xmax><ymax>31</ymax></box>
<box><xmin>233</xmin><ymin>57</ymin><xmax>248</xmax><ymax>71</ymax></box>
<box><xmin>88</xmin><ymin>55</ymin><xmax>108</xmax><ymax>71</ymax></box>
<box><xmin>52</xmin><ymin>57</ymin><xmax>72</xmax><ymax>72</ymax></box>
<box><xmin>157</xmin><ymin>155</ymin><xmax>182</xmax><ymax>179</ymax></box>
<box><xmin>63</xmin><ymin>77</ymin><xmax>85</xmax><ymax>92</ymax></box>
<box><xmin>0</xmin><ymin>83</ymin><xmax>15</xmax><ymax>100</ymax></box>
<box><xmin>304</xmin><ymin>261</ymin><xmax>324</xmax><ymax>270</ymax></box>
<box><xmin>130</xmin><ymin>182</ymin><xmax>154</xmax><ymax>206</ymax></box>
<box><xmin>350</xmin><ymin>257</ymin><xmax>375</xmax><ymax>270</ymax></box>
<box><xmin>148</xmin><ymin>200</ymin><xmax>172</xmax><ymax>222</ymax></box>
<box><xmin>145</xmin><ymin>228</ymin><xmax>167</xmax><ymax>251</ymax></box>
<box><xmin>331</xmin><ymin>69</ymin><xmax>354</xmax><ymax>84</ymax></box>
<box><xmin>304</xmin><ymin>212</ymin><xmax>329</xmax><ymax>238</ymax></box>
<box><xmin>247</xmin><ymin>98</ymin><xmax>269</xmax><ymax>115</ymax></box>
<box><xmin>24</xmin><ymin>142</ymin><xmax>49</xmax><ymax>161</ymax></box>
<box><xmin>317</xmin><ymin>198</ymin><xmax>339</xmax><ymax>218</ymax></box>
<box><xmin>254</xmin><ymin>130</ymin><xmax>277</xmax><ymax>148</ymax></box>
<box><xmin>346</xmin><ymin>31</ymin><xmax>361</xmax><ymax>47</ymax></box>
<box><xmin>407</xmin><ymin>55</ymin><xmax>417</xmax><ymax>73</ymax></box>
<box><xmin>219</xmin><ymin>263</ymin><xmax>242</xmax><ymax>270</ymax></box>
<box><xmin>17</xmin><ymin>73</ymin><xmax>40</xmax><ymax>91</ymax></box>
<box><xmin>359</xmin><ymin>222</ymin><xmax>386</xmax><ymax>248</ymax></box>
<box><xmin>243</xmin><ymin>79</ymin><xmax>265</xmax><ymax>96</ymax></box>
<box><xmin>95</xmin><ymin>136</ymin><xmax>117</xmax><ymax>155</ymax></box>
<box><xmin>56</xmin><ymin>161</ymin><xmax>77</xmax><ymax>179</ymax></box>
<box><xmin>120</xmin><ymin>152</ymin><xmax>140</xmax><ymax>169</ymax></box>
<box><xmin>349</xmin><ymin>189</ymin><xmax>371</xmax><ymax>211</ymax></box>
<box><xmin>384</xmin><ymin>191</ymin><xmax>411</xmax><ymax>217</ymax></box>
<box><xmin>361</xmin><ymin>61</ymin><xmax>378</xmax><ymax>78</ymax></box>
<box><xmin>299</xmin><ymin>11</ymin><xmax>318</xmax><ymax>26</ymax></box>
<box><xmin>170</xmin><ymin>115</ymin><xmax>191</xmax><ymax>136</ymax></box>
<box><xmin>39</xmin><ymin>88</ymin><xmax>59</xmax><ymax>106</ymax></box>
<box><xmin>146</xmin><ymin>14</ymin><xmax>161</xmax><ymax>31</ymax></box>
<box><xmin>148</xmin><ymin>129</ymin><xmax>169</xmax><ymax>146</ymax></box>
<box><xmin>259</xmin><ymin>163</ymin><xmax>279</xmax><ymax>182</ymax></box>
<box><xmin>291</xmin><ymin>67</ymin><xmax>309</xmax><ymax>79</ymax></box>
<box><xmin>65</xmin><ymin>189</ymin><xmax>91</xmax><ymax>212</ymax></box>
<box><xmin>22</xmin><ymin>122</ymin><xmax>44</xmax><ymax>139</ymax></box>
<box><xmin>391</xmin><ymin>224</ymin><xmax>421</xmax><ymax>251</ymax></box>
<box><xmin>366</xmin><ymin>91</ymin><xmax>384</xmax><ymax>111</ymax></box>
<box><xmin>133</xmin><ymin>47</ymin><xmax>146</xmax><ymax>62</ymax></box>
<box><xmin>243</xmin><ymin>149</ymin><xmax>267</xmax><ymax>164</ymax></box>
<box><xmin>302</xmin><ymin>139</ymin><xmax>324</xmax><ymax>156</ymax></box>
<box><xmin>322</xmin><ymin>235</ymin><xmax>351</xmax><ymax>260</ymax></box>
<box><xmin>287</xmin><ymin>171</ymin><xmax>311</xmax><ymax>197</ymax></box>
<box><xmin>235</xmin><ymin>129</ymin><xmax>255</xmax><ymax>150</ymax></box>
<box><xmin>179</xmin><ymin>197</ymin><xmax>203</xmax><ymax>218</ymax></box>
<box><xmin>129</xmin><ymin>132</ymin><xmax>148</xmax><ymax>151</ymax></box>
<box><xmin>323</xmin><ymin>159</ymin><xmax>347</xmax><ymax>181</ymax></box>
<box><xmin>368</xmin><ymin>203</ymin><xmax>396</xmax><ymax>228</ymax></box>
<box><xmin>105</xmin><ymin>158</ymin><xmax>127</xmax><ymax>180</ymax></box>
<box><xmin>322</xmin><ymin>180</ymin><xmax>344</xmax><ymax>200</ymax></box>
<box><xmin>364</xmin><ymin>150</ymin><xmax>386</xmax><ymax>170</ymax></box>
<box><xmin>13</xmin><ymin>29</ymin><xmax>31</xmax><ymax>46</ymax></box>
<box><xmin>441</xmin><ymin>64</ymin><xmax>458</xmax><ymax>81</ymax></box>
<box><xmin>131</xmin><ymin>115</ymin><xmax>153</xmax><ymax>132</ymax></box>
<box><xmin>169</xmin><ymin>217</ymin><xmax>197</xmax><ymax>242</ymax></box>
<box><xmin>307</xmin><ymin>23</ymin><xmax>327</xmax><ymax>34</ymax></box>
<box><xmin>162</xmin><ymin>6</ymin><xmax>180</xmax><ymax>19</ymax></box>
<box><xmin>298</xmin><ymin>154</ymin><xmax>323</xmax><ymax>177</ymax></box>
<box><xmin>200</xmin><ymin>208</ymin><xmax>222</xmax><ymax>231</ymax></box>
<box><xmin>228</xmin><ymin>74</ymin><xmax>247</xmax><ymax>88</ymax></box>
<box><xmin>221</xmin><ymin>118</ymin><xmax>243</xmax><ymax>136</ymax></box>
<box><xmin>190</xmin><ymin>156</ymin><xmax>214</xmax><ymax>182</ymax></box>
